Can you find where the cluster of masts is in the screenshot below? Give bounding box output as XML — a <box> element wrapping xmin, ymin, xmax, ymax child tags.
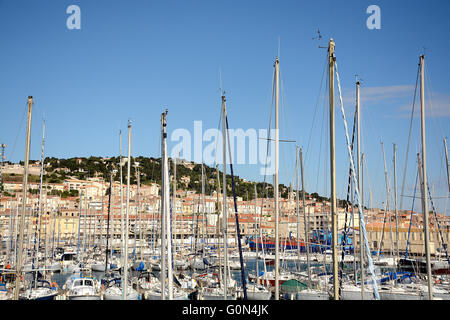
<box><xmin>2</xmin><ymin>38</ymin><xmax>448</xmax><ymax>301</ymax></box>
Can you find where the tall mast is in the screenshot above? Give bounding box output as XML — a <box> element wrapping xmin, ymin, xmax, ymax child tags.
<box><xmin>133</xmin><ymin>162</ymin><xmax>139</xmax><ymax>256</ymax></box>
<box><xmin>444</xmin><ymin>138</ymin><xmax>450</xmax><ymax>193</ymax></box>
<box><xmin>34</xmin><ymin>120</ymin><xmax>46</xmax><ymax>287</ymax></box>
<box><xmin>274</xmin><ymin>56</ymin><xmax>280</xmax><ymax>300</ymax></box>
<box><xmin>161</xmin><ymin>110</ymin><xmax>173</xmax><ymax>299</ymax></box>
<box><xmin>160</xmin><ymin>113</ymin><xmax>166</xmax><ymax>299</ymax></box>
<box><xmin>84</xmin><ymin>192</ymin><xmax>88</xmax><ymax>254</ymax></box>
<box><xmin>393</xmin><ymin>144</ymin><xmax>400</xmax><ymax>259</ymax></box>
<box><xmin>122</xmin><ymin>120</ymin><xmax>131</xmax><ymax>300</ymax></box>
<box><xmin>328</xmin><ymin>39</ymin><xmax>339</xmax><ymax>300</ymax></box>
<box><xmin>173</xmin><ymin>157</ymin><xmax>178</xmax><ymax>253</ymax></box>
<box><xmin>419</xmin><ymin>55</ymin><xmax>433</xmax><ymax>300</ymax></box>
<box><xmin>119</xmin><ymin>130</ymin><xmax>125</xmax><ymax>264</ymax></box>
<box><xmin>300</xmin><ymin>147</ymin><xmax>311</xmax><ymax>288</ymax></box>
<box><xmin>77</xmin><ymin>192</ymin><xmax>82</xmax><ymax>260</ymax></box>
<box><xmin>361</xmin><ymin>153</ymin><xmax>365</xmax><ymax>209</ymax></box>
<box><xmin>0</xmin><ymin>143</ymin><xmax>6</xmax><ymax>258</ymax></box>
<box><xmin>254</xmin><ymin>184</ymin><xmax>259</xmax><ymax>285</ymax></box>
<box><xmin>137</xmin><ymin>165</ymin><xmax>143</xmax><ymax>261</ymax></box>
<box><xmin>221</xmin><ymin>94</ymin><xmax>228</xmax><ymax>299</ymax></box>
<box><xmin>215</xmin><ymin>164</ymin><xmax>222</xmax><ymax>287</ymax></box>
<box><xmin>381</xmin><ymin>142</ymin><xmax>395</xmax><ymax>264</ymax></box>
<box><xmin>356</xmin><ymin>80</ymin><xmax>365</xmax><ymax>298</ymax></box>
<box><xmin>201</xmin><ymin>164</ymin><xmax>206</xmax><ymax>250</ymax></box>
<box><xmin>14</xmin><ymin>96</ymin><xmax>33</xmax><ymax>300</ymax></box>
<box><xmin>295</xmin><ymin>147</ymin><xmax>300</xmax><ymax>271</ymax></box>
<box><xmin>100</xmin><ymin>180</ymin><xmax>104</xmax><ymax>253</ymax></box>
<box><xmin>0</xmin><ymin>143</ymin><xmax>6</xmax><ymax>195</ymax></box>
<box><xmin>51</xmin><ymin>208</ymin><xmax>56</xmax><ymax>263</ymax></box>
<box><xmin>105</xmin><ymin>168</ymin><xmax>115</xmax><ymax>273</ymax></box>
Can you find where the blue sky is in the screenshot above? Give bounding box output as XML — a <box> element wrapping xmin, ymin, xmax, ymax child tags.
<box><xmin>0</xmin><ymin>0</ymin><xmax>449</xmax><ymax>213</ymax></box>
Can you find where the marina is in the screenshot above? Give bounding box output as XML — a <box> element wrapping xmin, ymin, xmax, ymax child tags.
<box><xmin>0</xmin><ymin>1</ymin><xmax>449</xmax><ymax>303</ymax></box>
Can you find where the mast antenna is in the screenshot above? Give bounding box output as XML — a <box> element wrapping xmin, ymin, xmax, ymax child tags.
<box><xmin>277</xmin><ymin>36</ymin><xmax>281</xmax><ymax>58</ymax></box>
<box><xmin>355</xmin><ymin>74</ymin><xmax>364</xmax><ymax>84</ymax></box>
<box><xmin>313</xmin><ymin>29</ymin><xmax>327</xmax><ymax>49</ymax></box>
<box><xmin>219</xmin><ymin>66</ymin><xmax>225</xmax><ymax>96</ymax></box>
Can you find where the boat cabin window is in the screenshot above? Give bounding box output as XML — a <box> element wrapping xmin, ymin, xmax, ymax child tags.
<box><xmin>73</xmin><ymin>280</ymin><xmax>83</xmax><ymax>287</ymax></box>
<box><xmin>62</xmin><ymin>254</ymin><xmax>76</xmax><ymax>261</ymax></box>
<box><xmin>84</xmin><ymin>279</ymin><xmax>93</xmax><ymax>286</ymax></box>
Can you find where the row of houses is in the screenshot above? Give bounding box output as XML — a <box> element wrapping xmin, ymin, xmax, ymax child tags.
<box><xmin>1</xmin><ymin>174</ymin><xmax>450</xmax><ymax>256</ymax></box>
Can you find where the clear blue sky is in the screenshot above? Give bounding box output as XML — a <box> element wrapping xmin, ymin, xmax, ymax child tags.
<box><xmin>1</xmin><ymin>0</ymin><xmax>449</xmax><ymax>213</ymax></box>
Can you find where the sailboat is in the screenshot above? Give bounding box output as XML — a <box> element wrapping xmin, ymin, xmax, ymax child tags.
<box><xmin>392</xmin><ymin>55</ymin><xmax>443</xmax><ymax>300</ymax></box>
<box><xmin>139</xmin><ymin>272</ymin><xmax>188</xmax><ymax>300</ymax></box>
<box><xmin>244</xmin><ymin>186</ymin><xmax>271</xmax><ymax>300</ymax></box>
<box><xmin>103</xmin><ymin>276</ymin><xmax>140</xmax><ymax>300</ymax></box>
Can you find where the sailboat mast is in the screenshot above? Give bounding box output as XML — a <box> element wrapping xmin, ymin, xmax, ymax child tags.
<box><xmin>419</xmin><ymin>55</ymin><xmax>433</xmax><ymax>300</ymax></box>
<box><xmin>77</xmin><ymin>192</ymin><xmax>82</xmax><ymax>260</ymax></box>
<box><xmin>274</xmin><ymin>56</ymin><xmax>280</xmax><ymax>301</ymax></box>
<box><xmin>122</xmin><ymin>120</ymin><xmax>132</xmax><ymax>300</ymax></box>
<box><xmin>105</xmin><ymin>169</ymin><xmax>114</xmax><ymax>273</ymax></box>
<box><xmin>300</xmin><ymin>147</ymin><xmax>311</xmax><ymax>288</ymax></box>
<box><xmin>137</xmin><ymin>166</ymin><xmax>143</xmax><ymax>261</ymax></box>
<box><xmin>162</xmin><ymin>110</ymin><xmax>173</xmax><ymax>300</ymax></box>
<box><xmin>201</xmin><ymin>164</ymin><xmax>206</xmax><ymax>249</ymax></box>
<box><xmin>393</xmin><ymin>144</ymin><xmax>400</xmax><ymax>258</ymax></box>
<box><xmin>444</xmin><ymin>138</ymin><xmax>450</xmax><ymax>193</ymax></box>
<box><xmin>221</xmin><ymin>94</ymin><xmax>228</xmax><ymax>300</ymax></box>
<box><xmin>216</xmin><ymin>164</ymin><xmax>223</xmax><ymax>287</ymax></box>
<box><xmin>84</xmin><ymin>192</ymin><xmax>88</xmax><ymax>253</ymax></box>
<box><xmin>381</xmin><ymin>142</ymin><xmax>395</xmax><ymax>263</ymax></box>
<box><xmin>295</xmin><ymin>147</ymin><xmax>300</xmax><ymax>271</ymax></box>
<box><xmin>119</xmin><ymin>130</ymin><xmax>125</xmax><ymax>261</ymax></box>
<box><xmin>160</xmin><ymin>111</ymin><xmax>167</xmax><ymax>300</ymax></box>
<box><xmin>254</xmin><ymin>184</ymin><xmax>259</xmax><ymax>284</ymax></box>
<box><xmin>173</xmin><ymin>156</ymin><xmax>178</xmax><ymax>253</ymax></box>
<box><xmin>14</xmin><ymin>96</ymin><xmax>33</xmax><ymax>300</ymax></box>
<box><xmin>328</xmin><ymin>39</ymin><xmax>339</xmax><ymax>300</ymax></box>
<box><xmin>356</xmin><ymin>80</ymin><xmax>365</xmax><ymax>298</ymax></box>
<box><xmin>34</xmin><ymin>120</ymin><xmax>46</xmax><ymax>286</ymax></box>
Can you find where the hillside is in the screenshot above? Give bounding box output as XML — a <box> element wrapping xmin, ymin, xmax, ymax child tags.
<box><xmin>40</xmin><ymin>156</ymin><xmax>301</xmax><ymax>200</ymax></box>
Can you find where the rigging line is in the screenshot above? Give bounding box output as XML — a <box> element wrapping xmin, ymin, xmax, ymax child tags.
<box><xmin>212</xmin><ymin>99</ymin><xmax>223</xmax><ymax>168</ymax></box>
<box><xmin>424</xmin><ymin>58</ymin><xmax>446</xmax><ymax>143</ymax></box>
<box><xmin>279</xmin><ymin>68</ymin><xmax>290</xmax><ymax>189</ymax></box>
<box><xmin>279</xmin><ymin>68</ymin><xmax>296</xmax><ymax>197</ymax></box>
<box><xmin>426</xmin><ymin>181</ymin><xmax>449</xmax><ymax>262</ymax></box>
<box><xmin>262</xmin><ymin>63</ymin><xmax>276</xmax><ymax>184</ymax></box>
<box><xmin>323</xmin><ymin>75</ymin><xmax>330</xmax><ymax>199</ymax></box>
<box><xmin>339</xmin><ymin>101</ymin><xmax>358</xmax><ymax>288</ymax></box>
<box><xmin>256</xmin><ymin>62</ymin><xmax>277</xmax><ymax>273</ymax></box>
<box><xmin>359</xmin><ymin>89</ymin><xmax>384</xmax><ymax>207</ymax></box>
<box><xmin>6</xmin><ymin>102</ymin><xmax>28</xmax><ymax>162</ymax></box>
<box><xmin>424</xmin><ymin>74</ymin><xmax>447</xmax><ymax>210</ymax></box>
<box><xmin>405</xmin><ymin>169</ymin><xmax>419</xmax><ymax>259</ymax></box>
<box><xmin>305</xmin><ymin>53</ymin><xmax>329</xmax><ymax>167</ymax></box>
<box><xmin>314</xmin><ymin>73</ymin><xmax>328</xmax><ymax>194</ymax></box>
<box><xmin>225</xmin><ymin>114</ymin><xmax>248</xmax><ymax>300</ymax></box>
<box><xmin>399</xmin><ymin>63</ymin><xmax>420</xmax><ymax>211</ymax></box>
<box><xmin>335</xmin><ymin>60</ymin><xmax>380</xmax><ymax>300</ymax></box>
<box><xmin>259</xmin><ymin>63</ymin><xmax>276</xmax><ymax>212</ymax></box>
